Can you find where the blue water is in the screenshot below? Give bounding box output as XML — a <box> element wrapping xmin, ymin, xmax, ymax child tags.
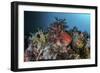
<box><xmin>24</xmin><ymin>11</ymin><xmax>90</xmax><ymax>34</ymax></box>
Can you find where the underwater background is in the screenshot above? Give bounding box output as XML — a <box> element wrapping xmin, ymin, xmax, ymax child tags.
<box><xmin>24</xmin><ymin>11</ymin><xmax>90</xmax><ymax>35</ymax></box>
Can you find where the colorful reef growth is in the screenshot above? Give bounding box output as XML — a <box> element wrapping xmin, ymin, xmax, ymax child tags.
<box><xmin>24</xmin><ymin>18</ymin><xmax>90</xmax><ymax>62</ymax></box>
